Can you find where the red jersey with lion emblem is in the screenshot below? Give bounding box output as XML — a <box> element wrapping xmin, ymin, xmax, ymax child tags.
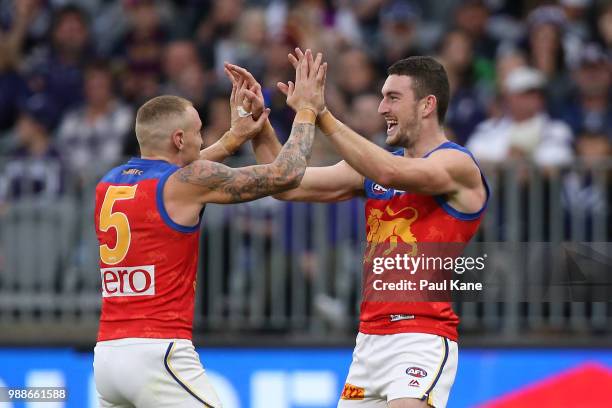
<box><xmin>95</xmin><ymin>158</ymin><xmax>200</xmax><ymax>341</ymax></box>
<box><xmin>360</xmin><ymin>142</ymin><xmax>489</xmax><ymax>341</ymax></box>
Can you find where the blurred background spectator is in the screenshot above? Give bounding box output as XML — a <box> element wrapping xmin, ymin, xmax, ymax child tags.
<box><xmin>56</xmin><ymin>61</ymin><xmax>133</xmax><ymax>182</ymax></box>
<box><xmin>562</xmin><ymin>131</ymin><xmax>611</xmax><ymax>239</ymax></box>
<box><xmin>438</xmin><ymin>28</ymin><xmax>488</xmax><ymax>145</ymax></box>
<box><xmin>347</xmin><ymin>93</ymin><xmax>387</xmax><ymax>147</ymax></box>
<box><xmin>467</xmin><ymin>66</ymin><xmax>574</xmax><ymax>167</ymax></box>
<box><xmin>553</xmin><ymin>42</ymin><xmax>612</xmax><ymax>138</ymax></box>
<box><xmin>0</xmin><ymin>94</ymin><xmax>65</xmax><ymax>204</ymax></box>
<box><xmin>0</xmin><ymin>0</ymin><xmax>608</xmax><ymax>193</ymax></box>
<box><xmin>25</xmin><ymin>5</ymin><xmax>93</xmax><ymax>124</ymax></box>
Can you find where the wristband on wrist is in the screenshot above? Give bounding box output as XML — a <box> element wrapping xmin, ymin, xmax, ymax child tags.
<box><xmin>219</xmin><ymin>131</ymin><xmax>239</xmax><ymax>155</ymax></box>
<box><xmin>295</xmin><ymin>108</ymin><xmax>317</xmax><ymax>123</ymax></box>
<box><xmin>317</xmin><ymin>108</ymin><xmax>339</xmax><ymax>135</ymax></box>
<box><xmin>299</xmin><ymin>107</ymin><xmax>318</xmax><ymax>116</ymax></box>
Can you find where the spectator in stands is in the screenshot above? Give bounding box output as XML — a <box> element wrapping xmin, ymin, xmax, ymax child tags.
<box><xmin>573</xmin><ymin>132</ymin><xmax>611</xmax><ymax>167</ymax></box>
<box><xmin>0</xmin><ymin>95</ymin><xmax>65</xmax><ymax>203</ymax></box>
<box><xmin>495</xmin><ymin>48</ymin><xmax>528</xmax><ymax>92</ymax></box>
<box><xmin>0</xmin><ymin>26</ymin><xmax>29</xmax><ymax>133</ymax></box>
<box><xmin>486</xmin><ymin>48</ymin><xmax>528</xmax><ymax>118</ymax></box>
<box><xmin>555</xmin><ymin>43</ymin><xmax>612</xmax><ymax>139</ymax></box>
<box><xmin>0</xmin><ymin>0</ymin><xmax>53</xmax><ymax>61</ymax></box>
<box><xmin>161</xmin><ymin>40</ymin><xmax>200</xmax><ymax>91</ymax></box>
<box><xmin>27</xmin><ymin>5</ymin><xmax>92</xmax><ymax>122</ymax></box>
<box><xmin>113</xmin><ymin>0</ymin><xmax>166</xmax><ymax>107</ymax></box>
<box><xmin>597</xmin><ymin>2</ymin><xmax>612</xmax><ymax>52</ymax></box>
<box><xmin>347</xmin><ymin>93</ymin><xmax>387</xmax><ymax>148</ymax></box>
<box><xmin>525</xmin><ymin>6</ymin><xmax>571</xmax><ymax>103</ymax></box>
<box><xmin>438</xmin><ymin>29</ymin><xmax>487</xmax><ymax>145</ymax></box>
<box><xmin>194</xmin><ymin>0</ymin><xmax>242</xmax><ymax>74</ymax></box>
<box><xmin>336</xmin><ymin>47</ymin><xmax>377</xmax><ymax>105</ymax></box>
<box><xmin>453</xmin><ymin>0</ymin><xmax>497</xmax><ymax>62</ymax></box>
<box><xmin>467</xmin><ymin>66</ymin><xmax>574</xmax><ymax>167</ymax></box>
<box><xmin>559</xmin><ymin>0</ymin><xmax>593</xmax><ymax>48</ymax></box>
<box><xmin>562</xmin><ymin>132</ymin><xmax>611</xmax><ymax>239</ymax></box>
<box><xmin>351</xmin><ymin>0</ymin><xmax>385</xmax><ymax>45</ymax></box>
<box><xmin>160</xmin><ymin>40</ymin><xmax>208</xmax><ymax>112</ymax></box>
<box><xmin>376</xmin><ymin>0</ymin><xmax>423</xmax><ymax>68</ymax></box>
<box><xmin>56</xmin><ymin>61</ymin><xmax>132</xmax><ymax>180</ymax></box>
<box><xmin>112</xmin><ymin>0</ymin><xmax>165</xmax><ymax>74</ymax></box>
<box><xmin>202</xmin><ymin>90</ymin><xmax>238</xmax><ymax>156</ymax></box>
<box><xmin>258</xmin><ymin>36</ymin><xmax>299</xmax><ymax>142</ymax></box>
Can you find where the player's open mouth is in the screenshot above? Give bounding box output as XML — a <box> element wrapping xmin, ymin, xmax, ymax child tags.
<box><xmin>386</xmin><ymin>119</ymin><xmax>398</xmax><ymax>135</ymax></box>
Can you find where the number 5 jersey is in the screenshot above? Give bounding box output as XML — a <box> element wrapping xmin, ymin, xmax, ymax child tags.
<box><xmin>95</xmin><ymin>158</ymin><xmax>200</xmax><ymax>341</ymax></box>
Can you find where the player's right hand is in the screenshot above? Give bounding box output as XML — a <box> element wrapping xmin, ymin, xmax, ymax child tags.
<box><xmin>278</xmin><ymin>48</ymin><xmax>327</xmax><ymax>114</ymax></box>
<box><xmin>229</xmin><ymin>106</ymin><xmax>271</xmax><ymax>142</ymax></box>
<box><xmin>220</xmin><ymin>67</ymin><xmax>269</xmax><ymax>149</ymax></box>
<box><xmin>224</xmin><ymin>63</ymin><xmax>265</xmax><ymax>120</ymax></box>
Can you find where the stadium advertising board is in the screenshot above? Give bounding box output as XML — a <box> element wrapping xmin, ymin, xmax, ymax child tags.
<box><xmin>0</xmin><ymin>348</ymin><xmax>611</xmax><ymax>407</ymax></box>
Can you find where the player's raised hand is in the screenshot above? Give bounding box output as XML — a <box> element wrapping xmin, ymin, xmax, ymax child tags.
<box><xmin>279</xmin><ymin>48</ymin><xmax>327</xmax><ymax>114</ymax></box>
<box><xmin>230</xmin><ymin>103</ymin><xmax>271</xmax><ymax>141</ymax></box>
<box><xmin>277</xmin><ymin>47</ymin><xmax>307</xmax><ymax>96</ymax></box>
<box><xmin>224</xmin><ymin>62</ymin><xmax>265</xmax><ymax>119</ymax></box>
<box><xmin>222</xmin><ymin>65</ymin><xmax>270</xmax><ymax>149</ymax></box>
<box><xmin>224</xmin><ymin>64</ymin><xmax>259</xmax><ymax>123</ymax></box>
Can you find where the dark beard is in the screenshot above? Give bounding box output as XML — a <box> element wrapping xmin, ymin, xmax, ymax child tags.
<box><xmin>388</xmin><ymin>121</ymin><xmax>419</xmax><ymax>149</ymax></box>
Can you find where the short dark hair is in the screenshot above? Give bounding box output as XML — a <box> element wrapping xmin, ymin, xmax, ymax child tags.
<box><xmin>84</xmin><ymin>59</ymin><xmax>112</xmax><ymax>76</ymax></box>
<box><xmin>387</xmin><ymin>56</ymin><xmax>450</xmax><ymax>124</ymax></box>
<box><xmin>52</xmin><ymin>5</ymin><xmax>89</xmax><ymax>29</ymax></box>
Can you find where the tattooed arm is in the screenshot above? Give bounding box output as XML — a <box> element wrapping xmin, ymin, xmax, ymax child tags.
<box><xmin>166</xmin><ymin>114</ymin><xmax>316</xmax><ymax>208</ymax></box>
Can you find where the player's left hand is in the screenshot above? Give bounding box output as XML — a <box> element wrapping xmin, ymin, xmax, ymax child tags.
<box><xmin>278</xmin><ymin>48</ymin><xmax>327</xmax><ymax>114</ymax></box>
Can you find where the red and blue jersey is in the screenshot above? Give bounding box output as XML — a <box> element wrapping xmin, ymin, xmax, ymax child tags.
<box><xmin>95</xmin><ymin>158</ymin><xmax>200</xmax><ymax>341</ymax></box>
<box><xmin>360</xmin><ymin>142</ymin><xmax>489</xmax><ymax>341</ymax></box>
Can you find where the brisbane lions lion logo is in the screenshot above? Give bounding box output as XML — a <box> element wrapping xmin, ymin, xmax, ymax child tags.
<box><xmin>365</xmin><ymin>205</ymin><xmax>418</xmax><ymax>262</ymax></box>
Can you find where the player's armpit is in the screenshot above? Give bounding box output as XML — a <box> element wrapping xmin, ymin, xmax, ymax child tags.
<box><xmin>275</xmin><ymin>160</ymin><xmax>364</xmax><ymax>202</ymax></box>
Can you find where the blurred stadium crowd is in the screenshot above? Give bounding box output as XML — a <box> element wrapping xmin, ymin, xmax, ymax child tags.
<box><xmin>0</xmin><ymin>0</ymin><xmax>610</xmax><ymax>199</ymax></box>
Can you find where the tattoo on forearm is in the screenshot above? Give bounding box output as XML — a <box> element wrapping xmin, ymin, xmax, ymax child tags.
<box><xmin>176</xmin><ymin>123</ymin><xmax>315</xmax><ymax>202</ymax></box>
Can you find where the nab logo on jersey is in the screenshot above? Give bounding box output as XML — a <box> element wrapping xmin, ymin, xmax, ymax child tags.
<box><xmin>371</xmin><ymin>183</ymin><xmax>388</xmax><ymax>194</ymax></box>
<box><xmin>101</xmin><ymin>265</ymin><xmax>155</xmax><ymax>297</ymax></box>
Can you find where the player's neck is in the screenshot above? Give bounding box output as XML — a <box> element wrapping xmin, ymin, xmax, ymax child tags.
<box><xmin>140</xmin><ymin>152</ymin><xmax>178</xmax><ymax>165</ymax></box>
<box><xmin>403</xmin><ymin>126</ymin><xmax>448</xmax><ymax>158</ymax></box>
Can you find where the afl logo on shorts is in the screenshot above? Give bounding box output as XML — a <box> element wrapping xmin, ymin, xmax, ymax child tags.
<box><xmin>101</xmin><ymin>265</ymin><xmax>155</xmax><ymax>297</ymax></box>
<box><xmin>371</xmin><ymin>183</ymin><xmax>388</xmax><ymax>194</ymax></box>
<box><xmin>406</xmin><ymin>367</ymin><xmax>427</xmax><ymax>378</ymax></box>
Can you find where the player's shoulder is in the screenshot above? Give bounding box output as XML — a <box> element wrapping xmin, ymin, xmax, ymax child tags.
<box><xmin>426</xmin><ymin>143</ymin><xmax>482</xmax><ymax>184</ymax></box>
<box><xmin>424</xmin><ymin>142</ymin><xmax>476</xmax><ymax>164</ymax></box>
<box><xmin>98</xmin><ymin>159</ymin><xmax>177</xmax><ymax>185</ymax></box>
<box><xmin>98</xmin><ymin>164</ymin><xmax>128</xmax><ymax>185</ymax></box>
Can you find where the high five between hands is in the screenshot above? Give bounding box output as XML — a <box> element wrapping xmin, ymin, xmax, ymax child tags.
<box><xmin>224</xmin><ymin>48</ymin><xmax>328</xmax><ymax>124</ymax></box>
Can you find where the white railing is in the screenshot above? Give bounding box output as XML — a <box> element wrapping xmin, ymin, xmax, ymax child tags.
<box><xmin>0</xmin><ymin>158</ymin><xmax>610</xmax><ymax>345</ymax></box>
